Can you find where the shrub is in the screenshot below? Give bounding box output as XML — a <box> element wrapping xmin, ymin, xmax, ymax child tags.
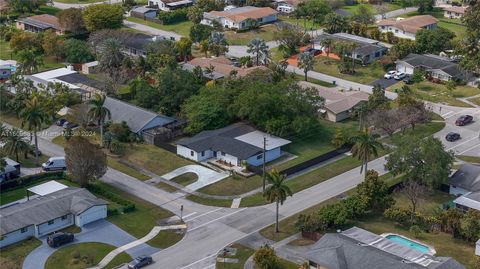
<box><xmin>107</xmin><ymin>208</ymin><xmax>120</xmax><ymax>216</ymax></box>
<box><xmin>384</xmin><ymin>207</ymin><xmax>410</xmax><ymax>226</ymax></box>
<box><xmin>410</xmin><ymin>225</ymin><xmax>423</xmax><ymax>238</ymax></box>
<box><xmin>86</xmin><ymin>184</ymin><xmax>136</xmax><ymax>213</ymax></box>
<box><xmin>158</xmin><ymin>9</ymin><xmax>188</xmax><ymax>24</ymax></box>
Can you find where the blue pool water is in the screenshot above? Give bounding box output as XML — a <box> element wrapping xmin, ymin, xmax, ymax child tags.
<box><xmin>386</xmin><ymin>235</ymin><xmax>430</xmax><ymax>253</ymax></box>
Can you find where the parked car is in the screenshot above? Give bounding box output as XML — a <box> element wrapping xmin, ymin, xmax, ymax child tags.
<box><xmin>47</xmin><ymin>232</ymin><xmax>74</xmax><ymax>248</ymax></box>
<box><xmin>445</xmin><ymin>132</ymin><xmax>461</xmax><ymax>142</ymax></box>
<box><xmin>394</xmin><ymin>72</ymin><xmax>406</xmax><ymax>80</ymax></box>
<box><xmin>0</xmin><ymin>158</ymin><xmax>21</xmax><ymax>182</ymax></box>
<box><xmin>455</xmin><ymin>115</ymin><xmax>473</xmax><ymax>126</ymax></box>
<box><xmin>403</xmin><ymin>76</ymin><xmax>413</xmax><ymax>84</ymax></box>
<box><xmin>56</xmin><ymin>119</ymin><xmax>67</xmax><ymax>126</ymax></box>
<box><xmin>304</xmin><ymin>47</ymin><xmax>321</xmax><ymax>56</ymax></box>
<box><xmin>62</xmin><ymin>121</ymin><xmax>79</xmax><ymax>129</ymax></box>
<box><xmin>42</xmin><ymin>157</ymin><xmax>66</xmax><ymax>171</ymax></box>
<box><xmin>384</xmin><ymin>71</ymin><xmax>397</xmax><ymax>79</ymax></box>
<box><xmin>128</xmin><ymin>256</ymin><xmax>153</xmax><ymax>269</ymax></box>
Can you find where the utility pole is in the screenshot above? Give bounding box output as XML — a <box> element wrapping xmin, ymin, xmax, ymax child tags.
<box><xmin>262</xmin><ymin>136</ymin><xmax>266</xmax><ymax>192</ymax></box>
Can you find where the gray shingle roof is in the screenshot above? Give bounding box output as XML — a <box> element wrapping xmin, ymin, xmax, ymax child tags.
<box><xmin>315</xmin><ymin>33</ymin><xmax>387</xmax><ymax>57</ymax></box>
<box><xmin>103</xmin><ymin>97</ymin><xmax>175</xmax><ymax>133</ymax></box>
<box><xmin>0</xmin><ymin>187</ymin><xmax>107</xmax><ymax>235</ymax></box>
<box><xmin>449</xmin><ymin>163</ymin><xmax>480</xmax><ymax>192</ymax></box>
<box><xmin>399</xmin><ymin>54</ymin><xmax>473</xmax><ymax>81</ymax></box>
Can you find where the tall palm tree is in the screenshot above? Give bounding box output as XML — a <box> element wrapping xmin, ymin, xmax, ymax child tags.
<box><xmin>3</xmin><ymin>128</ymin><xmax>30</xmax><ymax>162</ymax></box>
<box><xmin>247</xmin><ymin>38</ymin><xmax>269</xmax><ymax>66</ymax></box>
<box><xmin>199</xmin><ymin>39</ymin><xmax>209</xmax><ymax>58</ymax></box>
<box><xmin>20</xmin><ymin>96</ymin><xmax>48</xmax><ymax>166</ymax></box>
<box><xmin>351</xmin><ymin>127</ymin><xmax>384</xmax><ymax>177</ymax></box>
<box><xmin>88</xmin><ymin>94</ymin><xmax>111</xmax><ymax>148</ymax></box>
<box><xmin>298</xmin><ymin>52</ymin><xmax>315</xmax><ymax>81</ymax></box>
<box><xmin>263</xmin><ymin>169</ymin><xmax>293</xmax><ymax>233</ymax></box>
<box><xmin>208</xmin><ymin>32</ymin><xmax>229</xmax><ymax>57</ymax></box>
<box><xmin>349</xmin><ymin>42</ymin><xmax>359</xmax><ymax>72</ymax></box>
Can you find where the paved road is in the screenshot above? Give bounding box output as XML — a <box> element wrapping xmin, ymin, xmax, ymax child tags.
<box><xmin>52</xmin><ymin>0</ymin><xmax>122</xmax><ymax>9</ymax></box>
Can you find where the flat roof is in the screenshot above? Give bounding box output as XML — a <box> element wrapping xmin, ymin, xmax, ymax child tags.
<box><xmin>235</xmin><ymin>131</ymin><xmax>291</xmax><ymax>150</ymax></box>
<box><xmin>27</xmin><ymin>180</ymin><xmax>68</xmax><ymax>196</ymax></box>
<box><xmin>32</xmin><ymin>67</ymin><xmax>75</xmax><ymax>80</ymax></box>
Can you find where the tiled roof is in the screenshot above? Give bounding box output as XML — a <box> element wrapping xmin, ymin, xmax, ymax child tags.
<box><xmin>18</xmin><ymin>14</ymin><xmax>62</xmax><ymax>31</ymax></box>
<box><xmin>443</xmin><ymin>6</ymin><xmax>467</xmax><ymax>14</ymax></box>
<box><xmin>377</xmin><ymin>15</ymin><xmax>438</xmax><ymax>33</ymax></box>
<box><xmin>207</xmin><ymin>6</ymin><xmax>278</xmax><ymax>23</ymax></box>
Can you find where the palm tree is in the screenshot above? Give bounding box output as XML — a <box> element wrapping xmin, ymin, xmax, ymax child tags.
<box><xmin>208</xmin><ymin>32</ymin><xmax>229</xmax><ymax>57</ymax></box>
<box><xmin>3</xmin><ymin>128</ymin><xmax>30</xmax><ymax>162</ymax></box>
<box><xmin>247</xmin><ymin>38</ymin><xmax>269</xmax><ymax>66</ymax></box>
<box><xmin>263</xmin><ymin>169</ymin><xmax>293</xmax><ymax>233</ymax></box>
<box><xmin>87</xmin><ymin>94</ymin><xmax>111</xmax><ymax>148</ymax></box>
<box><xmin>176</xmin><ymin>37</ymin><xmax>193</xmax><ymax>63</ymax></box>
<box><xmin>349</xmin><ymin>42</ymin><xmax>359</xmax><ymax>72</ymax></box>
<box><xmin>204</xmin><ymin>64</ymin><xmax>215</xmax><ymax>80</ymax></box>
<box><xmin>298</xmin><ymin>52</ymin><xmax>315</xmax><ymax>81</ymax></box>
<box><xmin>351</xmin><ymin>128</ymin><xmax>384</xmax><ymax>177</ymax></box>
<box><xmin>20</xmin><ymin>96</ymin><xmax>48</xmax><ymax>166</ymax></box>
<box><xmin>199</xmin><ymin>39</ymin><xmax>209</xmax><ymax>58</ymax></box>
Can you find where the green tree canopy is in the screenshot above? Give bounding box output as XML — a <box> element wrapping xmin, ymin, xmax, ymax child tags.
<box><xmin>83</xmin><ymin>4</ymin><xmax>124</xmax><ymax>32</ymax></box>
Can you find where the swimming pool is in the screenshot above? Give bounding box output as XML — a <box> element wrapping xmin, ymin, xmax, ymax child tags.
<box><xmin>385</xmin><ymin>235</ymin><xmax>431</xmax><ymax>253</ymax></box>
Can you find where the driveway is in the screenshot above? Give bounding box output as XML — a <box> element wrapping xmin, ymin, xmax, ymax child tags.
<box><xmin>370</xmin><ymin>77</ymin><xmax>402</xmax><ymax>89</ymax></box>
<box><xmin>161</xmin><ymin>165</ymin><xmax>229</xmax><ymax>191</ymax></box>
<box><xmin>23</xmin><ymin>220</ymin><xmax>159</xmax><ymax>269</ymax></box>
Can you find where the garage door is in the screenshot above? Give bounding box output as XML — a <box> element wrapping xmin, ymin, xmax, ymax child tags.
<box><xmin>77</xmin><ymin>205</ymin><xmax>107</xmax><ymax>226</ymax></box>
<box><xmin>397</xmin><ymin>63</ymin><xmax>414</xmax><ymax>75</ymax></box>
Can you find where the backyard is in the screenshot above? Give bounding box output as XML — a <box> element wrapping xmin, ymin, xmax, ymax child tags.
<box><xmin>341</xmin><ymin>3</ymin><xmax>402</xmax><ymax>15</ymax></box>
<box><xmin>223</xmin><ymin>24</ymin><xmax>279</xmax><ymax>45</ymax></box>
<box><xmin>126</xmin><ymin>17</ymin><xmax>193</xmax><ymax>37</ymax></box>
<box><xmin>0</xmin><ymin>40</ymin><xmax>65</xmax><ymax>72</ymax></box>
<box><xmin>312</xmin><ymin>56</ymin><xmax>385</xmax><ymax>85</ymax></box>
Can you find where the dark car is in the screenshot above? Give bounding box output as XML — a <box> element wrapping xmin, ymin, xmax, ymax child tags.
<box><xmin>56</xmin><ymin>119</ymin><xmax>67</xmax><ymax>126</ymax></box>
<box><xmin>304</xmin><ymin>47</ymin><xmax>321</xmax><ymax>56</ymax></box>
<box><xmin>47</xmin><ymin>232</ymin><xmax>74</xmax><ymax>248</ymax></box>
<box><xmin>455</xmin><ymin>115</ymin><xmax>473</xmax><ymax>126</ymax></box>
<box><xmin>62</xmin><ymin>121</ymin><xmax>79</xmax><ymax>129</ymax></box>
<box><xmin>128</xmin><ymin>256</ymin><xmax>153</xmax><ymax>269</ymax></box>
<box><xmin>403</xmin><ymin>76</ymin><xmax>413</xmax><ymax>84</ymax></box>
<box><xmin>445</xmin><ymin>132</ymin><xmax>461</xmax><ymax>142</ymax></box>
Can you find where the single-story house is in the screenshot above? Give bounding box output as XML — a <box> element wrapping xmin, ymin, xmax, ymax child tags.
<box><xmin>307</xmin><ymin>227</ymin><xmax>465</xmax><ymax>269</ymax></box>
<box><xmin>273</xmin><ymin>0</ymin><xmax>299</xmax><ymax>13</ymax></box>
<box><xmin>0</xmin><ymin>183</ymin><xmax>107</xmax><ymax>248</ymax></box>
<box><xmin>147</xmin><ymin>0</ymin><xmax>193</xmax><ymax>11</ymax></box>
<box><xmin>130</xmin><ymin>6</ymin><xmax>159</xmax><ymax>18</ymax></box>
<box><xmin>182</xmin><ymin>56</ymin><xmax>270</xmax><ymax>79</ymax></box>
<box><xmin>16</xmin><ymin>14</ymin><xmax>64</xmax><ymax>35</ymax></box>
<box><xmin>103</xmin><ymin>97</ymin><xmax>176</xmax><ymax>137</ymax></box>
<box><xmin>476</xmin><ymin>239</ymin><xmax>480</xmax><ymax>256</ymax></box>
<box><xmin>315</xmin><ymin>33</ymin><xmax>388</xmax><ymax>64</ymax></box>
<box><xmin>123</xmin><ymin>33</ymin><xmax>168</xmax><ymax>57</ymax></box>
<box><xmin>201</xmin><ymin>6</ymin><xmax>278</xmax><ymax>30</ymax></box>
<box><xmin>396</xmin><ymin>53</ymin><xmax>475</xmax><ymax>84</ymax></box>
<box><xmin>177</xmin><ymin>123</ymin><xmax>291</xmax><ymax>167</ymax></box>
<box><xmin>377</xmin><ymin>15</ymin><xmax>438</xmax><ymax>40</ymax></box>
<box><xmin>449</xmin><ymin>163</ymin><xmax>480</xmax><ymax>212</ymax></box>
<box><xmin>299</xmin><ymin>81</ymin><xmax>369</xmax><ymax>122</ymax></box>
<box><xmin>443</xmin><ymin>6</ymin><xmax>467</xmax><ymax>19</ymax></box>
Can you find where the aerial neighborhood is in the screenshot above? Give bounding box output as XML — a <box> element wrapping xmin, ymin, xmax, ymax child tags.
<box><xmin>0</xmin><ymin>0</ymin><xmax>479</xmax><ymax>269</ymax></box>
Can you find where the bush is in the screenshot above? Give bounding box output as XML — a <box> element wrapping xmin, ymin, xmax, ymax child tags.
<box><xmin>107</xmin><ymin>208</ymin><xmax>120</xmax><ymax>216</ymax></box>
<box><xmin>384</xmin><ymin>207</ymin><xmax>410</xmax><ymax>226</ymax></box>
<box><xmin>86</xmin><ymin>184</ymin><xmax>136</xmax><ymax>213</ymax></box>
<box><xmin>158</xmin><ymin>9</ymin><xmax>188</xmax><ymax>24</ymax></box>
<box><xmin>410</xmin><ymin>225</ymin><xmax>423</xmax><ymax>238</ymax></box>
<box><xmin>0</xmin><ymin>172</ymin><xmax>65</xmax><ymax>192</ymax></box>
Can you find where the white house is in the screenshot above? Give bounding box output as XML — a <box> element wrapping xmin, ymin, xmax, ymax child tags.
<box><xmin>443</xmin><ymin>6</ymin><xmax>467</xmax><ymax>19</ymax></box>
<box><xmin>377</xmin><ymin>15</ymin><xmax>438</xmax><ymax>40</ymax></box>
<box><xmin>448</xmin><ymin>163</ymin><xmax>480</xmax><ymax>212</ymax></box>
<box><xmin>201</xmin><ymin>6</ymin><xmax>278</xmax><ymax>30</ymax></box>
<box><xmin>176</xmin><ymin>123</ymin><xmax>291</xmax><ymax>167</ymax></box>
<box><xmin>0</xmin><ymin>182</ymin><xmax>107</xmax><ymax>248</ymax></box>
<box><xmin>147</xmin><ymin>0</ymin><xmax>193</xmax><ymax>11</ymax></box>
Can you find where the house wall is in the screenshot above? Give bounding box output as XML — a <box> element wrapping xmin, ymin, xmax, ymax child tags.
<box><xmin>177</xmin><ymin>145</ymin><xmax>215</xmax><ymax>162</ymax></box>
<box><xmin>16</xmin><ymin>21</ymin><xmax>63</xmax><ymax>35</ymax></box>
<box><xmin>139</xmin><ymin>117</ymin><xmax>171</xmax><ymax>134</ymax></box>
<box><xmin>379</xmin><ymin>25</ymin><xmax>418</xmax><ymax>40</ymax></box>
<box><xmin>444</xmin><ymin>11</ymin><xmax>463</xmax><ymax>19</ymax></box>
<box><xmin>75</xmin><ymin>205</ymin><xmax>107</xmax><ymax>227</ymax></box>
<box><xmin>396</xmin><ymin>62</ymin><xmax>415</xmax><ymax>75</ymax></box>
<box><xmin>449</xmin><ymin>185</ymin><xmax>469</xmax><ymax>196</ymax></box>
<box><xmin>0</xmin><ymin>225</ymin><xmax>35</xmax><ymax>248</ymax></box>
<box><xmin>37</xmin><ymin>214</ymin><xmax>74</xmax><ymax>237</ymax></box>
<box><xmin>216</xmin><ymin>151</ymin><xmax>239</xmax><ymax>166</ymax></box>
<box><xmin>430</xmin><ymin>69</ymin><xmax>453</xmax><ymax>81</ymax></box>
<box><xmin>246</xmin><ymin>147</ymin><xmax>281</xmax><ymax>166</ymax></box>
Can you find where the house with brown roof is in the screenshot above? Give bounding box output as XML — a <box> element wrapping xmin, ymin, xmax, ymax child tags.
<box><xmin>443</xmin><ymin>6</ymin><xmax>467</xmax><ymax>19</ymax></box>
<box><xmin>147</xmin><ymin>0</ymin><xmax>193</xmax><ymax>11</ymax></box>
<box><xmin>182</xmin><ymin>56</ymin><xmax>270</xmax><ymax>79</ymax></box>
<box><xmin>16</xmin><ymin>14</ymin><xmax>64</xmax><ymax>35</ymax></box>
<box><xmin>377</xmin><ymin>15</ymin><xmax>438</xmax><ymax>40</ymax></box>
<box><xmin>299</xmin><ymin>81</ymin><xmax>369</xmax><ymax>122</ymax></box>
<box><xmin>201</xmin><ymin>6</ymin><xmax>278</xmax><ymax>30</ymax></box>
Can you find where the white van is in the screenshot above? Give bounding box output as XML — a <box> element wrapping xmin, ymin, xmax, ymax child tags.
<box><xmin>42</xmin><ymin>157</ymin><xmax>67</xmax><ymax>171</ymax></box>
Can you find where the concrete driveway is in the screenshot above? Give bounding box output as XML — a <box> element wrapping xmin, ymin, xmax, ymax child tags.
<box><xmin>161</xmin><ymin>165</ymin><xmax>229</xmax><ymax>191</ymax></box>
<box><xmin>23</xmin><ymin>220</ymin><xmax>159</xmax><ymax>269</ymax></box>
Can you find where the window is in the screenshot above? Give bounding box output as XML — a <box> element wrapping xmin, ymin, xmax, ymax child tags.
<box><xmin>221</xmin><ymin>152</ymin><xmax>226</xmax><ymax>156</ymax></box>
<box><xmin>48</xmin><ymin>220</ymin><xmax>54</xmax><ymax>225</ymax></box>
<box><xmin>21</xmin><ymin>227</ymin><xmax>28</xmax><ymax>233</ymax></box>
<box><xmin>61</xmin><ymin>215</ymin><xmax>68</xmax><ymax>220</ymax></box>
<box><xmin>375</xmin><ymin>52</ymin><xmax>380</xmax><ymax>57</ymax></box>
<box><xmin>201</xmin><ymin>151</ymin><xmax>205</xmax><ymax>157</ymax></box>
<box><xmin>190</xmin><ymin>150</ymin><xmax>194</xmax><ymax>157</ymax></box>
<box><xmin>256</xmin><ymin>154</ymin><xmax>263</xmax><ymax>160</ymax></box>
<box><xmin>395</xmin><ymin>29</ymin><xmax>399</xmax><ymax>33</ymax></box>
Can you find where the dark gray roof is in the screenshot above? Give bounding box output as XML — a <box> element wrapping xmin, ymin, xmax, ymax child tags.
<box><xmin>316</xmin><ymin>33</ymin><xmax>387</xmax><ymax>57</ymax></box>
<box><xmin>334</xmin><ymin>9</ymin><xmax>352</xmax><ymax>17</ymax></box>
<box><xmin>123</xmin><ymin>33</ymin><xmax>155</xmax><ymax>51</ymax></box>
<box><xmin>56</xmin><ymin>73</ymin><xmax>106</xmax><ymax>90</ymax></box>
<box><xmin>449</xmin><ymin>163</ymin><xmax>480</xmax><ymax>192</ymax></box>
<box><xmin>103</xmin><ymin>97</ymin><xmax>175</xmax><ymax>133</ymax></box>
<box><xmin>0</xmin><ymin>187</ymin><xmax>107</xmax><ymax>235</ymax></box>
<box><xmin>177</xmin><ymin>123</ymin><xmax>263</xmax><ymax>160</ymax></box>
<box><xmin>131</xmin><ymin>6</ymin><xmax>158</xmax><ymax>14</ymax></box>
<box><xmin>399</xmin><ymin>54</ymin><xmax>473</xmax><ymax>81</ymax></box>
<box><xmin>307</xmin><ymin>227</ymin><xmax>465</xmax><ymax>269</ymax></box>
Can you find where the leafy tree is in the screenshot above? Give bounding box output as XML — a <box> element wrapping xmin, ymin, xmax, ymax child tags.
<box><xmin>461</xmin><ymin>210</ymin><xmax>480</xmax><ymax>242</ymax></box>
<box><xmin>196</xmin><ymin>0</ymin><xmax>225</xmax><ymax>11</ymax></box>
<box><xmin>198</xmin><ymin>39</ymin><xmax>210</xmax><ymax>57</ymax></box>
<box><xmin>63</xmin><ymin>39</ymin><xmax>94</xmax><ymax>64</ymax></box>
<box><xmin>88</xmin><ymin>94</ymin><xmax>111</xmax><ymax>147</ymax></box>
<box><xmin>263</xmin><ymin>169</ymin><xmax>292</xmax><ymax>233</ymax></box>
<box><xmin>368</xmin><ymin>85</ymin><xmax>390</xmax><ymax>110</ymax></box>
<box><xmin>416</xmin><ymin>0</ymin><xmax>434</xmax><ymax>14</ymax></box>
<box><xmin>189</xmin><ymin>24</ymin><xmax>213</xmax><ymax>43</ymax></box>
<box><xmin>445</xmin><ymin>80</ymin><xmax>456</xmax><ymax>96</ymax></box>
<box><xmin>319</xmin><ymin>38</ymin><xmax>334</xmax><ymax>58</ymax></box>
<box><xmin>400</xmin><ymin>181</ymin><xmax>426</xmax><ymax>223</ymax></box>
<box><xmin>3</xmin><ymin>128</ymin><xmax>30</xmax><ymax>162</ymax></box>
<box><xmin>134</xmin><ymin>84</ymin><xmax>162</xmax><ymax>110</ymax></box>
<box><xmin>17</xmin><ymin>49</ymin><xmax>44</xmax><ymax>75</ymax></box>
<box><xmin>176</xmin><ymin>37</ymin><xmax>193</xmax><ymax>62</ymax></box>
<box><xmin>274</xmin><ymin>26</ymin><xmax>304</xmax><ymax>56</ymax></box>
<box><xmin>355</xmin><ymin>170</ymin><xmax>394</xmax><ymax>212</ymax></box>
<box><xmin>58</xmin><ymin>8</ymin><xmax>85</xmax><ymax>34</ymax></box>
<box><xmin>99</xmin><ymin>38</ymin><xmax>125</xmax><ymax>86</ymax></box>
<box><xmin>20</xmin><ymin>96</ymin><xmax>48</xmax><ymax>166</ymax></box>
<box><xmin>297</xmin><ymin>51</ymin><xmax>314</xmax><ymax>81</ymax></box>
<box><xmin>83</xmin><ymin>4</ymin><xmax>124</xmax><ymax>32</ymax></box>
<box><xmin>253</xmin><ymin>244</ymin><xmax>279</xmax><ymax>269</ymax></box>
<box><xmin>9</xmin><ymin>31</ymin><xmax>41</xmax><ymax>53</ymax></box>
<box><xmin>247</xmin><ymin>38</ymin><xmax>269</xmax><ymax>66</ymax></box>
<box><xmin>7</xmin><ymin>0</ymin><xmax>47</xmax><ymax>13</ymax></box>
<box><xmin>416</xmin><ymin>28</ymin><xmax>455</xmax><ymax>54</ymax></box>
<box><xmin>187</xmin><ymin>6</ymin><xmax>203</xmax><ymax>23</ymax></box>
<box><xmin>208</xmin><ymin>32</ymin><xmax>228</xmax><ymax>57</ymax></box>
<box><xmin>323</xmin><ymin>13</ymin><xmax>349</xmax><ymax>34</ymax></box>
<box><xmin>385</xmin><ymin>136</ymin><xmax>454</xmax><ymax>188</ymax></box>
<box><xmin>389</xmin><ymin>39</ymin><xmax>416</xmax><ymax>60</ymax></box>
<box><xmin>65</xmin><ymin>136</ymin><xmax>107</xmax><ymax>187</ymax></box>
<box><xmin>351</xmin><ymin>4</ymin><xmax>375</xmax><ymax>26</ymax></box>
<box><xmin>351</xmin><ymin>127</ymin><xmax>384</xmax><ymax>176</ymax></box>
<box><xmin>296</xmin><ymin>0</ymin><xmax>332</xmax><ymax>25</ymax></box>
<box><xmin>41</xmin><ymin>29</ymin><xmax>64</xmax><ymax>61</ymax></box>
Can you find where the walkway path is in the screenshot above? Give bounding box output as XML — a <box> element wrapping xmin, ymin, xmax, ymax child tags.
<box><xmin>160</xmin><ymin>165</ymin><xmax>229</xmax><ymax>191</ymax></box>
<box><xmin>89</xmin><ymin>224</ymin><xmax>187</xmax><ymax>269</ymax></box>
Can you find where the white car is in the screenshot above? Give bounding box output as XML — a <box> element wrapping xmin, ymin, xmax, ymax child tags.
<box><xmin>394</xmin><ymin>72</ymin><xmax>406</xmax><ymax>80</ymax></box>
<box><xmin>384</xmin><ymin>71</ymin><xmax>397</xmax><ymax>79</ymax></box>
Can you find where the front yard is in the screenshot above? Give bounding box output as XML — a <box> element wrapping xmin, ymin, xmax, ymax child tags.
<box><xmin>312</xmin><ymin>57</ymin><xmax>385</xmax><ymax>85</ymax></box>
<box><xmin>223</xmin><ymin>24</ymin><xmax>279</xmax><ymax>45</ymax></box>
<box><xmin>125</xmin><ymin>17</ymin><xmax>193</xmax><ymax>37</ymax></box>
<box><xmin>216</xmin><ymin>244</ymin><xmax>299</xmax><ymax>269</ymax></box>
<box><xmin>0</xmin><ymin>237</ymin><xmax>42</xmax><ymax>269</ymax></box>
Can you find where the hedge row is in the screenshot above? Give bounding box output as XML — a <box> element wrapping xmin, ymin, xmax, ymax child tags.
<box><xmin>157</xmin><ymin>9</ymin><xmax>188</xmax><ymax>24</ymax></box>
<box><xmin>0</xmin><ymin>172</ymin><xmax>65</xmax><ymax>192</ymax></box>
<box><xmin>86</xmin><ymin>184</ymin><xmax>136</xmax><ymax>214</ymax></box>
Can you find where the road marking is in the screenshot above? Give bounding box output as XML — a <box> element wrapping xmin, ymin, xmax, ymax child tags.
<box><xmin>185</xmin><ymin>208</ymin><xmax>223</xmax><ymax>221</ymax></box>
<box><xmin>180</xmin><ymin>253</ymin><xmax>217</xmax><ymax>269</ymax></box>
<box><xmin>457</xmin><ymin>142</ymin><xmax>480</xmax><ymax>155</ymax></box>
<box><xmin>189</xmin><ymin>208</ymin><xmax>248</xmax><ymax>232</ymax></box>
<box><xmin>446</xmin><ymin>136</ymin><xmax>480</xmax><ymax>151</ymax></box>
<box><xmin>182</xmin><ymin>212</ymin><xmax>197</xmax><ymax>220</ymax></box>
<box><xmin>231</xmin><ymin>198</ymin><xmax>241</xmax><ymax>208</ymax></box>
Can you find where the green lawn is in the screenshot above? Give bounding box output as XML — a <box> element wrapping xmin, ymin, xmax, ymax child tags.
<box><xmin>36</xmin><ymin>5</ymin><xmax>62</xmax><ymax>16</ymax></box>
<box><xmin>45</xmin><ymin>242</ymin><xmax>131</xmax><ymax>269</ymax></box>
<box><xmin>313</xmin><ymin>57</ymin><xmax>385</xmax><ymax>84</ymax></box>
<box><xmin>294</xmin><ymin>74</ymin><xmax>336</xmax><ymax>88</ymax></box>
<box><xmin>0</xmin><ymin>39</ymin><xmax>64</xmax><ymax>71</ymax></box>
<box><xmin>381</xmin><ymin>121</ymin><xmax>446</xmax><ymax>145</ymax></box>
<box><xmin>0</xmin><ymin>179</ymin><xmax>76</xmax><ymax>205</ymax></box>
<box><xmin>278</xmin><ymin>15</ymin><xmax>318</xmax><ymax>31</ymax></box>
<box><xmin>468</xmin><ymin>96</ymin><xmax>480</xmax><ymax>106</ymax></box>
<box><xmin>171</xmin><ymin>172</ymin><xmax>198</xmax><ymax>186</ymax></box>
<box><xmin>146</xmin><ymin>230</ymin><xmax>185</xmax><ymax>249</ymax></box>
<box><xmin>0</xmin><ymin>237</ymin><xmax>42</xmax><ymax>269</ymax></box>
<box><xmin>390</xmin><ymin>81</ymin><xmax>480</xmax><ymax>107</ymax></box>
<box><xmin>0</xmin><ymin>111</ymin><xmax>51</xmax><ymax>130</ymax></box>
<box><xmin>216</xmin><ymin>244</ymin><xmax>254</xmax><ymax>269</ymax></box>
<box><xmin>404</xmin><ymin>7</ymin><xmax>467</xmax><ymax>38</ymax></box>
<box><xmin>223</xmin><ymin>24</ymin><xmax>279</xmax><ymax>45</ymax></box>
<box><xmin>53</xmin><ymin>0</ymin><xmax>104</xmax><ymax>3</ymax></box>
<box><xmin>4</xmin><ymin>154</ymin><xmax>49</xmax><ymax>168</ymax></box>
<box><xmin>186</xmin><ymin>195</ymin><xmax>233</xmax><ymax>207</ymax></box>
<box><xmin>457</xmin><ymin>155</ymin><xmax>480</xmax><ymax>164</ymax></box>
<box><xmin>126</xmin><ymin>17</ymin><xmax>193</xmax><ymax>37</ymax></box>
<box><xmin>342</xmin><ymin>3</ymin><xmax>402</xmax><ymax>15</ymax></box>
<box><xmin>198</xmin><ymin>175</ymin><xmax>263</xmax><ymax>196</ymax></box>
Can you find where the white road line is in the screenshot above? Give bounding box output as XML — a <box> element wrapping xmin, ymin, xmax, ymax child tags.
<box><xmin>182</xmin><ymin>212</ymin><xmax>197</xmax><ymax>220</ymax></box>
<box><xmin>180</xmin><ymin>253</ymin><xmax>217</xmax><ymax>269</ymax></box>
<box><xmin>185</xmin><ymin>208</ymin><xmax>224</xmax><ymax>221</ymax></box>
<box><xmin>189</xmin><ymin>208</ymin><xmax>248</xmax><ymax>232</ymax></box>
<box><xmin>458</xmin><ymin>142</ymin><xmax>480</xmax><ymax>155</ymax></box>
<box><xmin>446</xmin><ymin>136</ymin><xmax>480</xmax><ymax>151</ymax></box>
